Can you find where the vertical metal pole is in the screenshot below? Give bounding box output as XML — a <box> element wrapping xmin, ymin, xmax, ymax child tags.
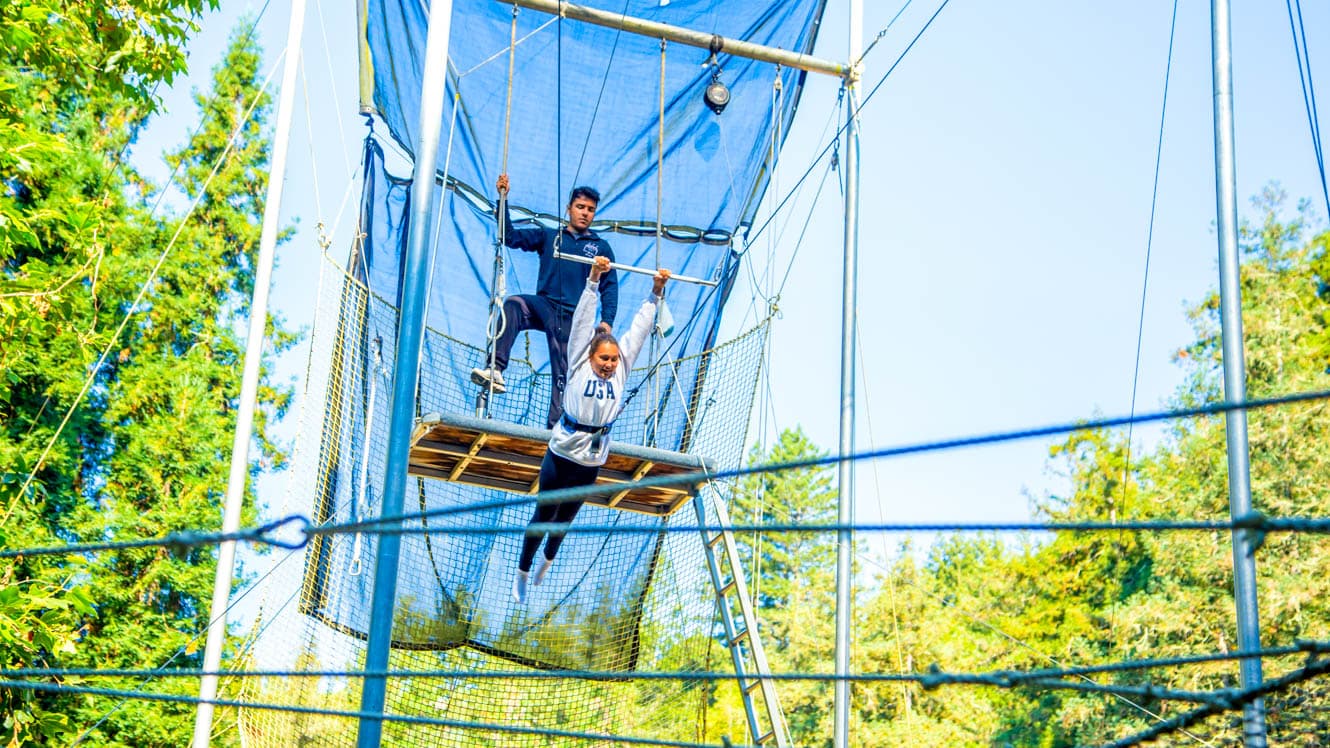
<box><xmin>190</xmin><ymin>1</ymin><xmax>307</xmax><ymax>744</ymax></box>
<box><xmin>355</xmin><ymin>0</ymin><xmax>454</xmax><ymax>745</ymax></box>
<box><xmin>833</xmin><ymin>1</ymin><xmax>862</xmax><ymax>746</ymax></box>
<box><xmin>1210</xmin><ymin>1</ymin><xmax>1267</xmax><ymax>745</ymax></box>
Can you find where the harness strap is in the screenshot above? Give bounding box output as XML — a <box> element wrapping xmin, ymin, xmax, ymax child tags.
<box><xmin>561</xmin><ymin>413</ymin><xmax>614</xmax><ymax>451</ymax></box>
<box><xmin>560</xmin><ymin>412</ymin><xmax>613</xmax><ymax>436</ymax></box>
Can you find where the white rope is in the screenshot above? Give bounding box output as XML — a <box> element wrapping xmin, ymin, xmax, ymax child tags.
<box><xmin>348</xmin><ymin>339</ymin><xmax>390</xmax><ymax>576</ymax></box>
<box><xmin>645</xmin><ymin>38</ymin><xmax>667</xmax><ymax>446</ymax></box>
<box><xmin>417</xmin><ymin>91</ymin><xmax>463</xmax><ymax>390</ymax></box>
<box><xmin>749</xmin><ymin>67</ymin><xmax>784</xmax><ymax>597</ymax></box>
<box><xmin>313</xmin><ymin>0</ymin><xmax>355</xmax><ymax>180</ymax></box>
<box><xmin>299</xmin><ymin>50</ymin><xmax>325</xmax><ymax>233</ymax></box>
<box><xmin>454</xmin><ymin>16</ymin><xmax>558</xmax><ymax>80</ymax></box>
<box><xmin>475</xmin><ymin>7</ymin><xmax>522</xmax><ymax>412</ymax></box>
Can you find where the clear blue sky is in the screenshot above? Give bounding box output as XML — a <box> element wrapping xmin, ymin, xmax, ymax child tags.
<box><xmin>135</xmin><ymin>0</ymin><xmax>1328</xmax><ymax>566</ymax></box>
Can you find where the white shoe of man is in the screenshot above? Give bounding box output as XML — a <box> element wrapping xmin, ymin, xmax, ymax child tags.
<box><xmin>470</xmin><ymin>366</ymin><xmax>506</xmax><ymax>394</ymax></box>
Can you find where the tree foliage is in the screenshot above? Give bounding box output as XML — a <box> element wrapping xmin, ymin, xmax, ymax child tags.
<box><xmin>838</xmin><ymin>187</ymin><xmax>1330</xmax><ymax>746</ymax></box>
<box><xmin>1</xmin><ymin>4</ymin><xmax>293</xmax><ymax>745</ymax></box>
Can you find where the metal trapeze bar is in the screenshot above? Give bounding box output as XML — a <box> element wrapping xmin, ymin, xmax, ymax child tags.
<box><xmin>552</xmin><ymin>250</ymin><xmax>718</xmax><ymax>287</ymax></box>
<box><xmin>503</xmin><ymin>0</ymin><xmax>849</xmax><ymax>79</ymax></box>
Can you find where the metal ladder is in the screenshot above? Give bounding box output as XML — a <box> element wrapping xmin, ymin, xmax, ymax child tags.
<box><xmin>693</xmin><ymin>493</ymin><xmax>791</xmax><ymax>748</ymax></box>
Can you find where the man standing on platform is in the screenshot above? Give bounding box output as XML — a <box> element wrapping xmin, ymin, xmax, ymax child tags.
<box><xmin>471</xmin><ymin>173</ymin><xmax>619</xmax><ymax>428</ymax></box>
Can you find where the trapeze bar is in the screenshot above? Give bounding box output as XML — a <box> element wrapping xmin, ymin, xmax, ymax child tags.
<box><xmin>503</xmin><ymin>0</ymin><xmax>848</xmax><ymax>79</ymax></box>
<box><xmin>553</xmin><ymin>250</ymin><xmax>719</xmax><ymax>287</ymax></box>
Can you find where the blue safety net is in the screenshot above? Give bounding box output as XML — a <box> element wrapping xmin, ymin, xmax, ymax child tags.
<box><xmin>299</xmin><ymin>138</ymin><xmax>772</xmax><ymax>671</ymax></box>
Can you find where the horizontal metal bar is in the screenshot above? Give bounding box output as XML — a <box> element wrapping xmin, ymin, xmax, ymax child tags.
<box><xmin>505</xmin><ymin>0</ymin><xmax>847</xmax><ymax>78</ymax></box>
<box><xmin>553</xmin><ymin>250</ymin><xmax>718</xmax><ymax>287</ymax></box>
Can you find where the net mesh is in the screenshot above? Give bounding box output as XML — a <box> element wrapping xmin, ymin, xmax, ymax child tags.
<box><xmin>237</xmin><ymin>251</ymin><xmax>771</xmax><ymax>745</ymax></box>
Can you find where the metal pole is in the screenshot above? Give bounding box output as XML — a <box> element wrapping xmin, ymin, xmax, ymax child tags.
<box><xmin>355</xmin><ymin>0</ymin><xmax>454</xmax><ymax>745</ymax></box>
<box><xmin>552</xmin><ymin>249</ymin><xmax>718</xmax><ymax>287</ymax></box>
<box><xmin>1210</xmin><ymin>1</ymin><xmax>1266</xmax><ymax>745</ymax></box>
<box><xmin>833</xmin><ymin>1</ymin><xmax>862</xmax><ymax>746</ymax></box>
<box><xmin>504</xmin><ymin>0</ymin><xmax>847</xmax><ymax>78</ymax></box>
<box><xmin>190</xmin><ymin>0</ymin><xmax>307</xmax><ymax>744</ymax></box>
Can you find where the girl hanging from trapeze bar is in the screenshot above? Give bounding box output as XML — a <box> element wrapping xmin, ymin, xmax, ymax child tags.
<box><xmin>514</xmin><ymin>255</ymin><xmax>671</xmax><ymax>603</ymax></box>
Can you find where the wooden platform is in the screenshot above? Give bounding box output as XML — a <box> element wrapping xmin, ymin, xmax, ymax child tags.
<box><xmin>408</xmin><ymin>413</ymin><xmax>714</xmax><ymax>517</ymax></box>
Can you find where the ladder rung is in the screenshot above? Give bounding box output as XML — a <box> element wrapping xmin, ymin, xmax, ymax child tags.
<box><xmin>730</xmin><ymin>628</ymin><xmax>751</xmax><ymax>647</ymax></box>
<box><xmin>744</xmin><ymin>677</ymin><xmax>764</xmax><ymax>695</ymax></box>
<box><xmin>706</xmin><ymin>532</ymin><xmax>725</xmax><ymax>548</ymax></box>
<box><xmin>718</xmin><ymin>579</ymin><xmax>736</xmax><ymax>596</ymax></box>
<box><xmin>756</xmin><ymin>730</ymin><xmax>776</xmax><ymax>745</ymax></box>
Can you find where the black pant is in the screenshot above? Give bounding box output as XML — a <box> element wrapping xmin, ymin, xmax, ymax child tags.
<box><xmin>518</xmin><ymin>450</ymin><xmax>600</xmax><ymax>572</ymax></box>
<box><xmin>492</xmin><ymin>294</ymin><xmax>572</xmax><ymax>428</ymax></box>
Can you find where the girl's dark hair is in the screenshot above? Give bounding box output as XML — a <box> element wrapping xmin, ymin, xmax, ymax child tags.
<box><xmin>588</xmin><ymin>331</ymin><xmax>619</xmax><ymax>357</ymax></box>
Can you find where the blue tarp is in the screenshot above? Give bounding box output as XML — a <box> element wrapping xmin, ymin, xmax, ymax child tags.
<box><xmin>297</xmin><ymin>0</ymin><xmax>827</xmax><ymax>666</ymax></box>
<box><xmin>362</xmin><ymin>0</ymin><xmax>828</xmax><ymax>235</ymax></box>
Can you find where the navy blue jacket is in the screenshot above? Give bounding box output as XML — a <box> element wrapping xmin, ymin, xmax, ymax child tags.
<box><xmin>500</xmin><ymin>206</ymin><xmax>619</xmax><ymax>326</ymax></box>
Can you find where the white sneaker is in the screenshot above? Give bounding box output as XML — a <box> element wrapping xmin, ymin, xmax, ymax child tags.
<box><xmin>532</xmin><ymin>556</ymin><xmax>554</xmax><ymax>586</ymax></box>
<box><xmin>512</xmin><ymin>570</ymin><xmax>528</xmax><ymax>604</ymax></box>
<box><xmin>471</xmin><ymin>367</ymin><xmax>507</xmax><ymax>394</ymax></box>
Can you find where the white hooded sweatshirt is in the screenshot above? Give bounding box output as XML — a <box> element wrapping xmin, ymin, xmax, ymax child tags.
<box><xmin>548</xmin><ymin>278</ymin><xmax>660</xmax><ymax>467</ymax></box>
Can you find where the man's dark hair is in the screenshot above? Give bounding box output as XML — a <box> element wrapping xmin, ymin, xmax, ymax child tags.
<box><xmin>569</xmin><ymin>185</ymin><xmax>600</xmax><ymax>206</ymax></box>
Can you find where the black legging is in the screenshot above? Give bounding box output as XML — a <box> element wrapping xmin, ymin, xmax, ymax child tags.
<box><xmin>518</xmin><ymin>450</ymin><xmax>601</xmax><ymax>572</ymax></box>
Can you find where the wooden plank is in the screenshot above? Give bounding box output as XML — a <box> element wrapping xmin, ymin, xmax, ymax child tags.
<box><xmin>608</xmin><ymin>461</ymin><xmax>655</xmax><ymax>508</ymax></box>
<box><xmin>664</xmin><ymin>490</ymin><xmax>698</xmax><ymax>516</ymax></box>
<box><xmin>447</xmin><ymin>432</ymin><xmax>489</xmax><ymax>481</ymax></box>
<box><xmin>408</xmin><ymin>416</ymin><xmax>712</xmax><ymax>517</ymax></box>
<box><xmin>415</xmin><ymin>438</ymin><xmax>661</xmax><ymax>485</ymax></box>
<box><xmin>415</xmin><ymin>439</ymin><xmax>544</xmax><ymax>471</ymax></box>
<box><xmin>410</xmin><ymin>464</ymin><xmax>536</xmax><ymax>495</ymax></box>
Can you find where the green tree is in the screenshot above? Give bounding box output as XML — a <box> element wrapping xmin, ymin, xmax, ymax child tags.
<box><xmin>730</xmin><ymin>427</ymin><xmax>841</xmax><ymax>744</ymax></box>
<box><xmin>1</xmin><ymin>8</ymin><xmax>293</xmax><ymax>745</ymax></box>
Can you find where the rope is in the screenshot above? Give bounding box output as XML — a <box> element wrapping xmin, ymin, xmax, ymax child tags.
<box><xmin>855</xmin><ymin>550</ymin><xmax>1213</xmax><ymax>744</ymax></box>
<box><xmin>309</xmin><ymin>513</ymin><xmax>1330</xmax><ymax>544</ymax></box>
<box><xmin>853</xmin><ymin>325</ymin><xmax>917</xmax><ymax>728</ymax></box>
<box><xmin>644</xmin><ymin>38</ymin><xmax>668</xmax><ymax>446</ymax></box>
<box><xmin>745</xmin><ymin>0</ymin><xmax>952</xmax><ymax>248</ymax></box>
<box><xmin>1110</xmin><ymin>0</ymin><xmax>1182</xmax><ymax>708</ymax></box>
<box><xmin>1121</xmin><ymin>0</ymin><xmax>1180</xmax><ymax>503</ymax></box>
<box><xmin>9</xmin><ymin>640</ymin><xmax>1329</xmax><ymax>696</ymax></box>
<box><xmin>571</xmin><ymin>0</ymin><xmax>633</xmax><ymax>187</ymax></box>
<box><xmin>856</xmin><ymin>0</ymin><xmax>917</xmax><ymax>65</ymax></box>
<box><xmin>503</xmin><ymin>5</ymin><xmax>517</xmax><ymax>175</ymax></box>
<box><xmin>420</xmin><ymin>90</ymin><xmax>462</xmax><ymax>388</ymax></box>
<box><xmin>0</xmin><ymin>514</ymin><xmax>309</xmax><ymax>559</ymax></box>
<box><xmin>1102</xmin><ymin>656</ymin><xmax>1330</xmax><ymax>748</ymax></box>
<box><xmin>318</xmin><ymin>386</ymin><xmax>1330</xmax><ymax>537</ymax></box>
<box><xmin>346</xmin><ymin>338</ymin><xmax>389</xmax><ymax>576</ymax></box>
<box><xmin>477</xmin><ymin>6</ymin><xmax>521</xmax><ymax>412</ymax></box>
<box><xmin>299</xmin><ymin>54</ymin><xmax>325</xmax><ymax>227</ymax></box>
<box><xmin>455</xmin><ymin>17</ymin><xmax>557</xmax><ymax>79</ymax></box>
<box><xmin>0</xmin><ymin>680</ymin><xmax>718</xmax><ymax>748</ymax></box>
<box><xmin>312</xmin><ymin>0</ymin><xmax>354</xmax><ymax>180</ymax></box>
<box><xmin>1285</xmin><ymin>0</ymin><xmax>1330</xmax><ymax>222</ymax></box>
